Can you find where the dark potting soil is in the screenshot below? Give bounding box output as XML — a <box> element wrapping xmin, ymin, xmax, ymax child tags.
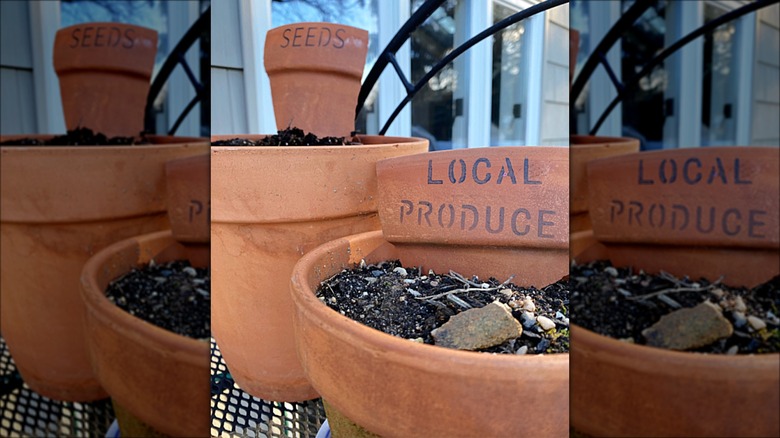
<box><xmin>571</xmin><ymin>260</ymin><xmax>780</xmax><ymax>354</ymax></box>
<box><xmin>210</xmin><ymin>127</ymin><xmax>359</xmax><ymax>146</ymax></box>
<box><xmin>0</xmin><ymin>127</ymin><xmax>149</xmax><ymax>146</ymax></box>
<box><xmin>105</xmin><ymin>260</ymin><xmax>210</xmax><ymax>339</ymax></box>
<box><xmin>317</xmin><ymin>260</ymin><xmax>570</xmax><ymax>355</ymax></box>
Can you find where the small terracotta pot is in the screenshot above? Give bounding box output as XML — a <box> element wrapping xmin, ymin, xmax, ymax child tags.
<box><xmin>0</xmin><ymin>135</ymin><xmax>207</xmax><ymax>401</ymax></box>
<box><xmin>570</xmin><ymin>135</ymin><xmax>639</xmax><ymax>233</ymax></box>
<box><xmin>290</xmin><ymin>230</ymin><xmax>570</xmax><ymax>438</ymax></box>
<box><xmin>54</xmin><ymin>23</ymin><xmax>158</xmax><ymax>138</ymax></box>
<box><xmin>165</xmin><ymin>153</ymin><xmax>210</xmax><ymax>266</ymax></box>
<box><xmin>570</xmin><ymin>231</ymin><xmax>780</xmax><ymax>438</ymax></box>
<box><xmin>80</xmin><ymin>230</ymin><xmax>209</xmax><ymax>437</ymax></box>
<box><xmin>264</xmin><ymin>23</ymin><xmax>369</xmax><ymax>138</ymax></box>
<box><xmin>587</xmin><ymin>146</ymin><xmax>779</xmax><ymax>288</ymax></box>
<box><xmin>572</xmin><ymin>147</ymin><xmax>779</xmax><ymax>437</ymax></box>
<box><xmin>375</xmin><ymin>146</ymin><xmax>570</xmax><ymax>287</ymax></box>
<box><xmin>210</xmin><ymin>135</ymin><xmax>428</xmax><ymax>402</ymax></box>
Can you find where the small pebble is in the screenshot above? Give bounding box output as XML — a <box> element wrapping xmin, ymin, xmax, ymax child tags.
<box><xmin>182</xmin><ymin>266</ymin><xmax>197</xmax><ymax>277</ymax></box>
<box><xmin>734</xmin><ymin>296</ymin><xmax>747</xmax><ymax>313</ymax></box>
<box><xmin>522</xmin><ymin>299</ymin><xmax>536</xmax><ymax>312</ymax></box>
<box><xmin>515</xmin><ymin>345</ymin><xmax>528</xmax><ymax>355</ymax></box>
<box><xmin>536</xmin><ymin>315</ymin><xmax>556</xmax><ymax>331</ymax></box>
<box><xmin>536</xmin><ymin>338</ymin><xmax>550</xmax><ymax>352</ymax></box>
<box><xmin>710</xmin><ymin>288</ymin><xmax>724</xmax><ymax>298</ymax></box>
<box><xmin>732</xmin><ymin>311</ymin><xmax>747</xmax><ymax>328</ymax></box>
<box><xmin>727</xmin><ymin>345</ymin><xmax>739</xmax><ymax>355</ymax></box>
<box><xmin>521</xmin><ymin>311</ymin><xmax>537</xmax><ymax>328</ymax></box>
<box><xmin>747</xmin><ymin>316</ymin><xmax>767</xmax><ymax>331</ymax></box>
<box><xmin>499</xmin><ymin>288</ymin><xmax>513</xmax><ymax>297</ymax></box>
<box><xmin>393</xmin><ymin>267</ymin><xmax>408</xmax><ymax>276</ymax></box>
<box><xmin>604</xmin><ymin>266</ymin><xmax>619</xmax><ymax>277</ymax></box>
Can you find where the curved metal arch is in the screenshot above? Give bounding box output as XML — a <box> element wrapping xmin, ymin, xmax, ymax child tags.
<box><xmin>144</xmin><ymin>6</ymin><xmax>210</xmax><ymax>135</ymax></box>
<box><xmin>572</xmin><ymin>0</ymin><xmax>778</xmax><ymax>136</ymax></box>
<box><xmin>356</xmin><ymin>0</ymin><xmax>569</xmax><ymax>135</ymax></box>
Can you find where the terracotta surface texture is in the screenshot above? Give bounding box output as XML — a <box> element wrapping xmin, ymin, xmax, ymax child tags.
<box><xmin>264</xmin><ymin>23</ymin><xmax>368</xmax><ymax>138</ymax></box>
<box><xmin>290</xmin><ymin>230</ymin><xmax>569</xmax><ymax>438</ymax></box>
<box><xmin>570</xmin><ymin>223</ymin><xmax>780</xmax><ymax>438</ymax></box>
<box><xmin>569</xmin><ymin>135</ymin><xmax>639</xmax><ymax>226</ymax></box>
<box><xmin>165</xmin><ymin>153</ymin><xmax>210</xmax><ymax>244</ymax></box>
<box><xmin>53</xmin><ymin>23</ymin><xmax>158</xmax><ymax>138</ymax></box>
<box><xmin>376</xmin><ymin>146</ymin><xmax>569</xmax><ymax>287</ymax></box>
<box><xmin>587</xmin><ymin>146</ymin><xmax>779</xmax><ymax>287</ymax></box>
<box><xmin>210</xmin><ymin>135</ymin><xmax>428</xmax><ymax>402</ymax></box>
<box><xmin>80</xmin><ymin>230</ymin><xmax>209</xmax><ymax>437</ymax></box>
<box><xmin>0</xmin><ymin>135</ymin><xmax>207</xmax><ymax>401</ymax></box>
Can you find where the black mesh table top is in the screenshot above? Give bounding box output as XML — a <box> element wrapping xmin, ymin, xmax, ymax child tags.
<box><xmin>0</xmin><ymin>337</ymin><xmax>115</xmax><ymax>437</ymax></box>
<box><xmin>210</xmin><ymin>339</ymin><xmax>327</xmax><ymax>438</ymax></box>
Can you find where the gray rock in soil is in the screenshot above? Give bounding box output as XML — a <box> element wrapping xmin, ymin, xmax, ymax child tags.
<box><xmin>642</xmin><ymin>302</ymin><xmax>733</xmax><ymax>350</ymax></box>
<box><xmin>431</xmin><ymin>301</ymin><xmax>522</xmax><ymax>351</ymax></box>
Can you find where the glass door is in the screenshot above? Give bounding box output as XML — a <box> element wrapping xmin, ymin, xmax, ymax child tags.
<box><xmin>701</xmin><ymin>3</ymin><xmax>739</xmax><ymax>146</ymax></box>
<box><xmin>491</xmin><ymin>1</ymin><xmax>529</xmax><ymax>146</ymax></box>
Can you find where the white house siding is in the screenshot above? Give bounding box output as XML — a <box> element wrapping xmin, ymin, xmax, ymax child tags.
<box><xmin>751</xmin><ymin>3</ymin><xmax>780</xmax><ymax>146</ymax></box>
<box><xmin>0</xmin><ymin>1</ymin><xmax>37</xmax><ymax>135</ymax></box>
<box><xmin>541</xmin><ymin>3</ymin><xmax>569</xmax><ymax>146</ymax></box>
<box><xmin>211</xmin><ymin>0</ymin><xmax>248</xmax><ymax>135</ymax></box>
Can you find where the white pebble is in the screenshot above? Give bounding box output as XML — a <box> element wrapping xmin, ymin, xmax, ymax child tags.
<box><xmin>522</xmin><ymin>299</ymin><xmax>536</xmax><ymax>312</ymax></box>
<box><xmin>747</xmin><ymin>316</ymin><xmax>767</xmax><ymax>330</ymax></box>
<box><xmin>182</xmin><ymin>266</ymin><xmax>197</xmax><ymax>277</ymax></box>
<box><xmin>536</xmin><ymin>315</ymin><xmax>556</xmax><ymax>331</ymax></box>
<box><xmin>359</xmin><ymin>259</ymin><xmax>367</xmax><ymax>268</ymax></box>
<box><xmin>732</xmin><ymin>311</ymin><xmax>747</xmax><ymax>328</ymax></box>
<box><xmin>726</xmin><ymin>345</ymin><xmax>739</xmax><ymax>355</ymax></box>
<box><xmin>515</xmin><ymin>345</ymin><xmax>528</xmax><ymax>355</ymax></box>
<box><xmin>499</xmin><ymin>288</ymin><xmax>513</xmax><ymax>297</ymax></box>
<box><xmin>393</xmin><ymin>267</ymin><xmax>408</xmax><ymax>276</ymax></box>
<box><xmin>604</xmin><ymin>266</ymin><xmax>619</xmax><ymax>277</ymax></box>
<box><xmin>480</xmin><ymin>283</ymin><xmax>490</xmax><ymax>289</ymax></box>
<box><xmin>733</xmin><ymin>296</ymin><xmax>747</xmax><ymax>313</ymax></box>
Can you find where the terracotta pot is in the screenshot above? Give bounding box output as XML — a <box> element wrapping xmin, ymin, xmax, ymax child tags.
<box><xmin>570</xmin><ymin>135</ymin><xmax>639</xmax><ymax>233</ymax></box>
<box><xmin>290</xmin><ymin>230</ymin><xmax>569</xmax><ymax>438</ymax></box>
<box><xmin>54</xmin><ymin>23</ymin><xmax>158</xmax><ymax>138</ymax></box>
<box><xmin>572</xmin><ymin>147</ymin><xmax>779</xmax><ymax>437</ymax></box>
<box><xmin>289</xmin><ymin>147</ymin><xmax>569</xmax><ymax>437</ymax></box>
<box><xmin>210</xmin><ymin>134</ymin><xmax>428</xmax><ymax>402</ymax></box>
<box><xmin>570</xmin><ymin>231</ymin><xmax>780</xmax><ymax>438</ymax></box>
<box><xmin>80</xmin><ymin>230</ymin><xmax>209</xmax><ymax>437</ymax></box>
<box><xmin>264</xmin><ymin>23</ymin><xmax>368</xmax><ymax>138</ymax></box>
<box><xmin>165</xmin><ymin>153</ymin><xmax>210</xmax><ymax>266</ymax></box>
<box><xmin>587</xmin><ymin>146</ymin><xmax>779</xmax><ymax>288</ymax></box>
<box><xmin>0</xmin><ymin>135</ymin><xmax>207</xmax><ymax>401</ymax></box>
<box><xmin>375</xmin><ymin>146</ymin><xmax>570</xmax><ymax>287</ymax></box>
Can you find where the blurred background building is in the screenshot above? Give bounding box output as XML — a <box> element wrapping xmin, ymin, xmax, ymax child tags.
<box><xmin>211</xmin><ymin>0</ymin><xmax>570</xmax><ymax>148</ymax></box>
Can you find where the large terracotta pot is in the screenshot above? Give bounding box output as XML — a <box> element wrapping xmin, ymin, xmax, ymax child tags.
<box><xmin>165</xmin><ymin>153</ymin><xmax>210</xmax><ymax>267</ymax></box>
<box><xmin>210</xmin><ymin>134</ymin><xmax>428</xmax><ymax>402</ymax></box>
<box><xmin>0</xmin><ymin>135</ymin><xmax>207</xmax><ymax>401</ymax></box>
<box><xmin>290</xmin><ymin>230</ymin><xmax>569</xmax><ymax>438</ymax></box>
<box><xmin>570</xmin><ymin>135</ymin><xmax>639</xmax><ymax>233</ymax></box>
<box><xmin>54</xmin><ymin>23</ymin><xmax>158</xmax><ymax>137</ymax></box>
<box><xmin>264</xmin><ymin>23</ymin><xmax>368</xmax><ymax>138</ymax></box>
<box><xmin>289</xmin><ymin>147</ymin><xmax>570</xmax><ymax>437</ymax></box>
<box><xmin>80</xmin><ymin>230</ymin><xmax>209</xmax><ymax>437</ymax></box>
<box><xmin>571</xmin><ymin>146</ymin><xmax>780</xmax><ymax>437</ymax></box>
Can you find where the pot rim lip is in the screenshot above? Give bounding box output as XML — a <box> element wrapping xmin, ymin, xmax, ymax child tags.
<box><xmin>209</xmin><ymin>134</ymin><xmax>428</xmax><ymax>152</ymax></box>
<box><xmin>80</xmin><ymin>229</ymin><xmax>209</xmax><ymax>361</ymax></box>
<box><xmin>571</xmin><ymin>324</ymin><xmax>780</xmax><ymax>364</ymax></box>
<box><xmin>571</xmin><ymin>134</ymin><xmax>640</xmax><ymax>147</ymax></box>
<box><xmin>0</xmin><ymin>134</ymin><xmax>208</xmax><ymax>150</ymax></box>
<box><xmin>291</xmin><ymin>229</ymin><xmax>569</xmax><ymax>373</ymax></box>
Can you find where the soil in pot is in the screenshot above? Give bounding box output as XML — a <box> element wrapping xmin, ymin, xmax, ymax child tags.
<box><xmin>571</xmin><ymin>260</ymin><xmax>779</xmax><ymax>354</ymax></box>
<box><xmin>105</xmin><ymin>259</ymin><xmax>210</xmax><ymax>339</ymax></box>
<box><xmin>210</xmin><ymin>127</ymin><xmax>358</xmax><ymax>146</ymax></box>
<box><xmin>0</xmin><ymin>127</ymin><xmax>150</xmax><ymax>146</ymax></box>
<box><xmin>317</xmin><ymin>259</ymin><xmax>570</xmax><ymax>354</ymax></box>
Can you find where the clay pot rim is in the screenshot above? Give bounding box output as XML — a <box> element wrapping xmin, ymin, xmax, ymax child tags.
<box><xmin>571</xmin><ymin>134</ymin><xmax>639</xmax><ymax>149</ymax></box>
<box><xmin>0</xmin><ymin>134</ymin><xmax>207</xmax><ymax>150</ymax></box>
<box><xmin>80</xmin><ymin>229</ymin><xmax>209</xmax><ymax>366</ymax></box>
<box><xmin>572</xmin><ymin>324</ymin><xmax>779</xmax><ymax>367</ymax></box>
<box><xmin>210</xmin><ymin>134</ymin><xmax>428</xmax><ymax>152</ymax></box>
<box><xmin>291</xmin><ymin>229</ymin><xmax>569</xmax><ymax>374</ymax></box>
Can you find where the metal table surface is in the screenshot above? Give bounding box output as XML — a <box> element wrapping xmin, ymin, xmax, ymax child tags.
<box><xmin>0</xmin><ymin>337</ymin><xmax>115</xmax><ymax>437</ymax></box>
<box><xmin>210</xmin><ymin>339</ymin><xmax>326</xmax><ymax>438</ymax></box>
